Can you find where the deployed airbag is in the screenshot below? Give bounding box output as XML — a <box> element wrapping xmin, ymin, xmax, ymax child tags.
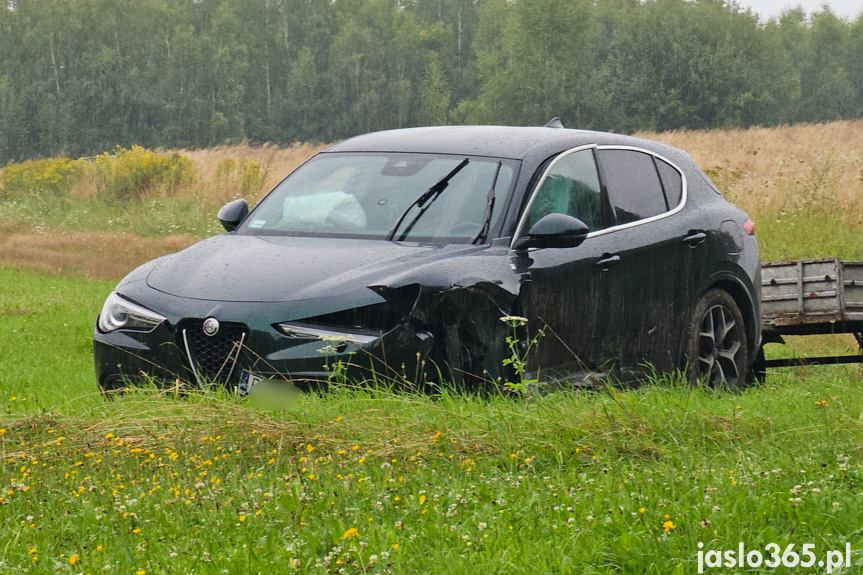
<box><xmin>281</xmin><ymin>192</ymin><xmax>367</xmax><ymax>231</ymax></box>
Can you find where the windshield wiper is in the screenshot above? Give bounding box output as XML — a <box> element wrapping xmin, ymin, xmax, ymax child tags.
<box><xmin>471</xmin><ymin>161</ymin><xmax>502</xmax><ymax>244</ymax></box>
<box><xmin>386</xmin><ymin>158</ymin><xmax>470</xmax><ymax>242</ymax></box>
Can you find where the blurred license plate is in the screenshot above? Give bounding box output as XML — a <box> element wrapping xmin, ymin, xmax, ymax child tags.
<box><xmin>238</xmin><ymin>370</ymin><xmax>263</xmax><ymax>395</ymax></box>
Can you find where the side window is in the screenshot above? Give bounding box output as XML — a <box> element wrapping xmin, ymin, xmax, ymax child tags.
<box><xmin>656</xmin><ymin>158</ymin><xmax>683</xmax><ymax>208</ymax></box>
<box><xmin>597</xmin><ymin>149</ymin><xmax>667</xmax><ymax>225</ymax></box>
<box><xmin>528</xmin><ymin>149</ymin><xmax>604</xmax><ymax>232</ymax></box>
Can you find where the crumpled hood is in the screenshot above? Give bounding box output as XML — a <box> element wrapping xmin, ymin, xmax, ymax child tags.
<box><xmin>146</xmin><ymin>234</ymin><xmax>480</xmax><ymax>302</ymax></box>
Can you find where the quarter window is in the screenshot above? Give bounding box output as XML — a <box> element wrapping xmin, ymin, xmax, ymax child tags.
<box><xmin>528</xmin><ymin>149</ymin><xmax>604</xmax><ymax>232</ymax></box>
<box><xmin>656</xmin><ymin>158</ymin><xmax>683</xmax><ymax>208</ymax></box>
<box><xmin>597</xmin><ymin>149</ymin><xmax>667</xmax><ymax>225</ymax></box>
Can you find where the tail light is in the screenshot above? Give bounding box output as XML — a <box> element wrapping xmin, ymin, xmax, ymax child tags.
<box><xmin>743</xmin><ymin>219</ymin><xmax>755</xmax><ymax>236</ymax></box>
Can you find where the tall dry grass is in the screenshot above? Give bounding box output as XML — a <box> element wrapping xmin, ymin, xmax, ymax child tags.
<box><xmin>191</xmin><ymin>125</ymin><xmax>863</xmax><ymax>222</ymax></box>
<box><xmin>3</xmin><ymin>123</ymin><xmax>863</xmax><ymax>279</ymax></box>
<box><xmin>183</xmin><ymin>123</ymin><xmax>863</xmax><ymax>224</ymax></box>
<box><xmin>638</xmin><ymin>120</ymin><xmax>863</xmax><ymax>224</ymax></box>
<box><xmin>181</xmin><ymin>141</ymin><xmax>327</xmax><ymax>204</ymax></box>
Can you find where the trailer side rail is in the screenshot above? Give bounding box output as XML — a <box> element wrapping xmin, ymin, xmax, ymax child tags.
<box><xmin>761</xmin><ymin>258</ymin><xmax>863</xmax><ymax>368</ymax></box>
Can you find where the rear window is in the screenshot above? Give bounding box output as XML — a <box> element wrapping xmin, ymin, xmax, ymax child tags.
<box><xmin>597</xmin><ymin>149</ymin><xmax>667</xmax><ymax>225</ymax></box>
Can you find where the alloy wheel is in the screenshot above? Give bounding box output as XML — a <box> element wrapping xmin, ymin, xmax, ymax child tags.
<box><xmin>696</xmin><ymin>304</ymin><xmax>744</xmax><ymax>386</ymax></box>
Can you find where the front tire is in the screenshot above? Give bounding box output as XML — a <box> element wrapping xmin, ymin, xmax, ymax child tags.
<box><xmin>686</xmin><ymin>289</ymin><xmax>750</xmax><ymax>390</ymax></box>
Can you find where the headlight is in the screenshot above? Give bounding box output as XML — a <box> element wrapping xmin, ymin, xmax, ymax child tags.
<box><xmin>274</xmin><ymin>286</ymin><xmax>421</xmax><ymax>345</ymax></box>
<box><xmin>276</xmin><ymin>322</ymin><xmax>380</xmax><ymax>345</ymax></box>
<box><xmin>98</xmin><ymin>292</ymin><xmax>167</xmax><ymax>333</ymax></box>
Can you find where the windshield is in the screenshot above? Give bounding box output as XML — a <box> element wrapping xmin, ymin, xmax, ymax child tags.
<box><xmin>239</xmin><ymin>153</ymin><xmax>517</xmax><ymax>243</ymax></box>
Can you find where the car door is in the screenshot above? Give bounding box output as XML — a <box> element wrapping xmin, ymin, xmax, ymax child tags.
<box><xmin>593</xmin><ymin>148</ymin><xmax>693</xmax><ymax>374</ymax></box>
<box><xmin>515</xmin><ymin>147</ymin><xmax>617</xmax><ymax>379</ymax></box>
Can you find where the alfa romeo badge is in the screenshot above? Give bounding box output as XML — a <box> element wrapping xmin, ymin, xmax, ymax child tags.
<box><xmin>202</xmin><ymin>317</ymin><xmax>220</xmax><ymax>337</ymax></box>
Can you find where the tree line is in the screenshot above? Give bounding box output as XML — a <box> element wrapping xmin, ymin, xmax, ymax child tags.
<box><xmin>1</xmin><ymin>0</ymin><xmax>862</xmax><ymax>164</ymax></box>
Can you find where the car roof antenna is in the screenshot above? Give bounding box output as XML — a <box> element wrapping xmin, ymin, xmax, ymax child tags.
<box><xmin>544</xmin><ymin>117</ymin><xmax>564</xmax><ymax>129</ymax></box>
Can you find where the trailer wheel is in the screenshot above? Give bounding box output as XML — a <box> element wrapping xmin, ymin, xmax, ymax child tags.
<box><xmin>686</xmin><ymin>289</ymin><xmax>749</xmax><ymax>390</ymax></box>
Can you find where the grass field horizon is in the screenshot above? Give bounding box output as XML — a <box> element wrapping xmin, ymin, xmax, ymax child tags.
<box><xmin>3</xmin><ymin>121</ymin><xmax>863</xmax><ymax>573</ymax></box>
<box><xmin>2</xmin><ymin>121</ymin><xmax>863</xmax><ymax>280</ymax></box>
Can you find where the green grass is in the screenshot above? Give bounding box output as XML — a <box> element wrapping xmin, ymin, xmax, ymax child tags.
<box><xmin>755</xmin><ymin>210</ymin><xmax>863</xmax><ymax>262</ymax></box>
<box><xmin>2</xmin><ymin>266</ymin><xmax>863</xmax><ymax>573</ymax></box>
<box><xmin>0</xmin><ymin>194</ymin><xmax>223</xmax><ymax>239</ymax></box>
<box><xmin>3</xmin><ymin>375</ymin><xmax>863</xmax><ymax>574</ymax></box>
<box><xmin>0</xmin><ymin>268</ymin><xmax>114</xmax><ymax>412</ymax></box>
<box><xmin>4</xmin><ymin>147</ymin><xmax>863</xmax><ymax>572</ymax></box>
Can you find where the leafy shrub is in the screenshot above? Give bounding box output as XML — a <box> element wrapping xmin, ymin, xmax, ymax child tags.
<box><xmin>0</xmin><ymin>157</ymin><xmax>88</xmax><ymax>198</ymax></box>
<box><xmin>214</xmin><ymin>157</ymin><xmax>265</xmax><ymax>201</ymax></box>
<box><xmin>92</xmin><ymin>145</ymin><xmax>195</xmax><ymax>201</ymax></box>
<box><xmin>239</xmin><ymin>159</ymin><xmax>264</xmax><ymax>198</ymax></box>
<box><xmin>214</xmin><ymin>158</ymin><xmax>236</xmax><ymax>191</ymax></box>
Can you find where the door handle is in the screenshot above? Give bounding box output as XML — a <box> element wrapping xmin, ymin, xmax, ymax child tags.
<box><xmin>683</xmin><ymin>231</ymin><xmax>707</xmax><ymax>247</ymax></box>
<box><xmin>596</xmin><ymin>254</ymin><xmax>621</xmax><ymax>270</ymax></box>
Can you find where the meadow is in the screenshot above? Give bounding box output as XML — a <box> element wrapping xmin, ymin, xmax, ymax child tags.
<box><xmin>2</xmin><ymin>122</ymin><xmax>863</xmax><ymax>573</ymax></box>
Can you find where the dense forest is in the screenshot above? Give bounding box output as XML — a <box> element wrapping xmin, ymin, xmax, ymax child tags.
<box><xmin>1</xmin><ymin>0</ymin><xmax>862</xmax><ymax>163</ymax></box>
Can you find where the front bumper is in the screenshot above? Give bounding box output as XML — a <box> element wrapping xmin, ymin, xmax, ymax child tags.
<box><xmin>93</xmin><ymin>317</ymin><xmax>434</xmax><ymax>392</ymax></box>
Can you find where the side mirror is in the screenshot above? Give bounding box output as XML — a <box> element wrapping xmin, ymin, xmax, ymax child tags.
<box><xmin>218</xmin><ymin>199</ymin><xmax>249</xmax><ymax>232</ymax></box>
<box><xmin>513</xmin><ymin>213</ymin><xmax>590</xmax><ymax>250</ymax></box>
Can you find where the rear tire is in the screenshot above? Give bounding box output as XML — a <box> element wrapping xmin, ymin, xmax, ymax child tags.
<box><xmin>686</xmin><ymin>289</ymin><xmax>750</xmax><ymax>390</ymax></box>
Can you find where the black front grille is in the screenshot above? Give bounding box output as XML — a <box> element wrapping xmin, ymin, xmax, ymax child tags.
<box><xmin>178</xmin><ymin>321</ymin><xmax>248</xmax><ymax>382</ymax></box>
